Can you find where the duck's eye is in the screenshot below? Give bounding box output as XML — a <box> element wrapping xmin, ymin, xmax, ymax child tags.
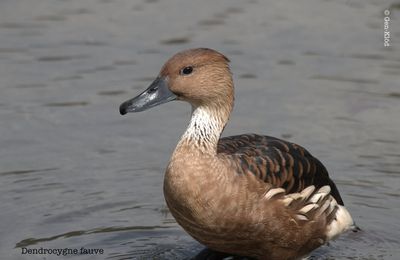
<box><xmin>180</xmin><ymin>66</ymin><xmax>193</xmax><ymax>75</ymax></box>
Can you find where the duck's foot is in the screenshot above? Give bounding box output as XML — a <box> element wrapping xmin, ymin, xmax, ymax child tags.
<box><xmin>192</xmin><ymin>248</ymin><xmax>255</xmax><ymax>260</ymax></box>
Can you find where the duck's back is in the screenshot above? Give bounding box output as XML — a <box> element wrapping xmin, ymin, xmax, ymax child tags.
<box><xmin>217</xmin><ymin>134</ymin><xmax>344</xmax><ymax>205</ymax></box>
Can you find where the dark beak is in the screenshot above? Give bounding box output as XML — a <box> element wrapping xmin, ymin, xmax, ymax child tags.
<box><xmin>119</xmin><ymin>77</ymin><xmax>177</xmax><ymax>115</ymax></box>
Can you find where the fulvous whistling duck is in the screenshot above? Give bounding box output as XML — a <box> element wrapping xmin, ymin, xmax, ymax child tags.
<box><xmin>119</xmin><ymin>48</ymin><xmax>355</xmax><ymax>260</ymax></box>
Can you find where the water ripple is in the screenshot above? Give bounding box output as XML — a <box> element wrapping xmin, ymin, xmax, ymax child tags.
<box><xmin>15</xmin><ymin>225</ymin><xmax>174</xmax><ymax>248</ymax></box>
<box><xmin>0</xmin><ymin>168</ymin><xmax>58</xmax><ymax>176</ymax></box>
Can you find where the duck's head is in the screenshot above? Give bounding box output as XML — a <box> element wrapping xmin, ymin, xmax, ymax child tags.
<box><xmin>119</xmin><ymin>48</ymin><xmax>233</xmax><ymax>115</ymax></box>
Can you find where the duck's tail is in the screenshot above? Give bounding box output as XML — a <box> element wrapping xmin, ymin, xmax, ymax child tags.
<box><xmin>325</xmin><ymin>204</ymin><xmax>355</xmax><ymax>240</ymax></box>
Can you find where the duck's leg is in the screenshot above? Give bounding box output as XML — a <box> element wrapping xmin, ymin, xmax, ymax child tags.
<box><xmin>192</xmin><ymin>248</ymin><xmax>255</xmax><ymax>260</ymax></box>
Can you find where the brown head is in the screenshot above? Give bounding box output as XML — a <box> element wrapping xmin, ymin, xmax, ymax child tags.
<box><xmin>119</xmin><ymin>48</ymin><xmax>234</xmax><ymax>115</ymax></box>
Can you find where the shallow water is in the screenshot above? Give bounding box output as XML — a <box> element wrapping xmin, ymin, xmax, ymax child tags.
<box><xmin>1</xmin><ymin>0</ymin><xmax>399</xmax><ymax>259</ymax></box>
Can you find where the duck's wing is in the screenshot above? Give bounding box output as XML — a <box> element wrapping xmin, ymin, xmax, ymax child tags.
<box><xmin>264</xmin><ymin>185</ymin><xmax>353</xmax><ymax>246</ymax></box>
<box><xmin>217</xmin><ymin>134</ymin><xmax>344</xmax><ymax>205</ymax></box>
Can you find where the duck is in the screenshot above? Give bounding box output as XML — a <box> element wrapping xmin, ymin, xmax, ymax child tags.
<box><xmin>119</xmin><ymin>48</ymin><xmax>355</xmax><ymax>260</ymax></box>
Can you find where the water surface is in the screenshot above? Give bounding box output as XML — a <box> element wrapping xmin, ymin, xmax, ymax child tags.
<box><xmin>1</xmin><ymin>0</ymin><xmax>399</xmax><ymax>259</ymax></box>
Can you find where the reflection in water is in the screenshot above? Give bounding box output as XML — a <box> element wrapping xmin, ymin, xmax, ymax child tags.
<box><xmin>0</xmin><ymin>168</ymin><xmax>58</xmax><ymax>176</ymax></box>
<box><xmin>310</xmin><ymin>75</ymin><xmax>379</xmax><ymax>84</ymax></box>
<box><xmin>53</xmin><ymin>75</ymin><xmax>84</xmax><ymax>81</ymax></box>
<box><xmin>37</xmin><ymin>54</ymin><xmax>91</xmax><ymax>62</ymax></box>
<box><xmin>44</xmin><ymin>101</ymin><xmax>89</xmax><ymax>107</ymax></box>
<box><xmin>386</xmin><ymin>92</ymin><xmax>400</xmax><ymax>98</ymax></box>
<box><xmin>77</xmin><ymin>65</ymin><xmax>116</xmax><ymax>74</ymax></box>
<box><xmin>160</xmin><ymin>37</ymin><xmax>191</xmax><ymax>45</ymax></box>
<box><xmin>97</xmin><ymin>90</ymin><xmax>127</xmax><ymax>96</ymax></box>
<box><xmin>15</xmin><ymin>225</ymin><xmax>174</xmax><ymax>248</ymax></box>
<box><xmin>198</xmin><ymin>19</ymin><xmax>225</xmax><ymax>26</ymax></box>
<box><xmin>34</xmin><ymin>15</ymin><xmax>67</xmax><ymax>22</ymax></box>
<box><xmin>13</xmin><ymin>83</ymin><xmax>47</xmax><ymax>88</ymax></box>
<box><xmin>1</xmin><ymin>0</ymin><xmax>399</xmax><ymax>259</ymax></box>
<box><xmin>239</xmin><ymin>73</ymin><xmax>257</xmax><ymax>79</ymax></box>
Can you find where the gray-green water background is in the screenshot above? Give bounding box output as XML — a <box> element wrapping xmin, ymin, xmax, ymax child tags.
<box><xmin>1</xmin><ymin>0</ymin><xmax>399</xmax><ymax>259</ymax></box>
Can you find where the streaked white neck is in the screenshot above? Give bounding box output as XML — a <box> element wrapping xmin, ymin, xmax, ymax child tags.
<box><xmin>179</xmin><ymin>106</ymin><xmax>226</xmax><ymax>153</ymax></box>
